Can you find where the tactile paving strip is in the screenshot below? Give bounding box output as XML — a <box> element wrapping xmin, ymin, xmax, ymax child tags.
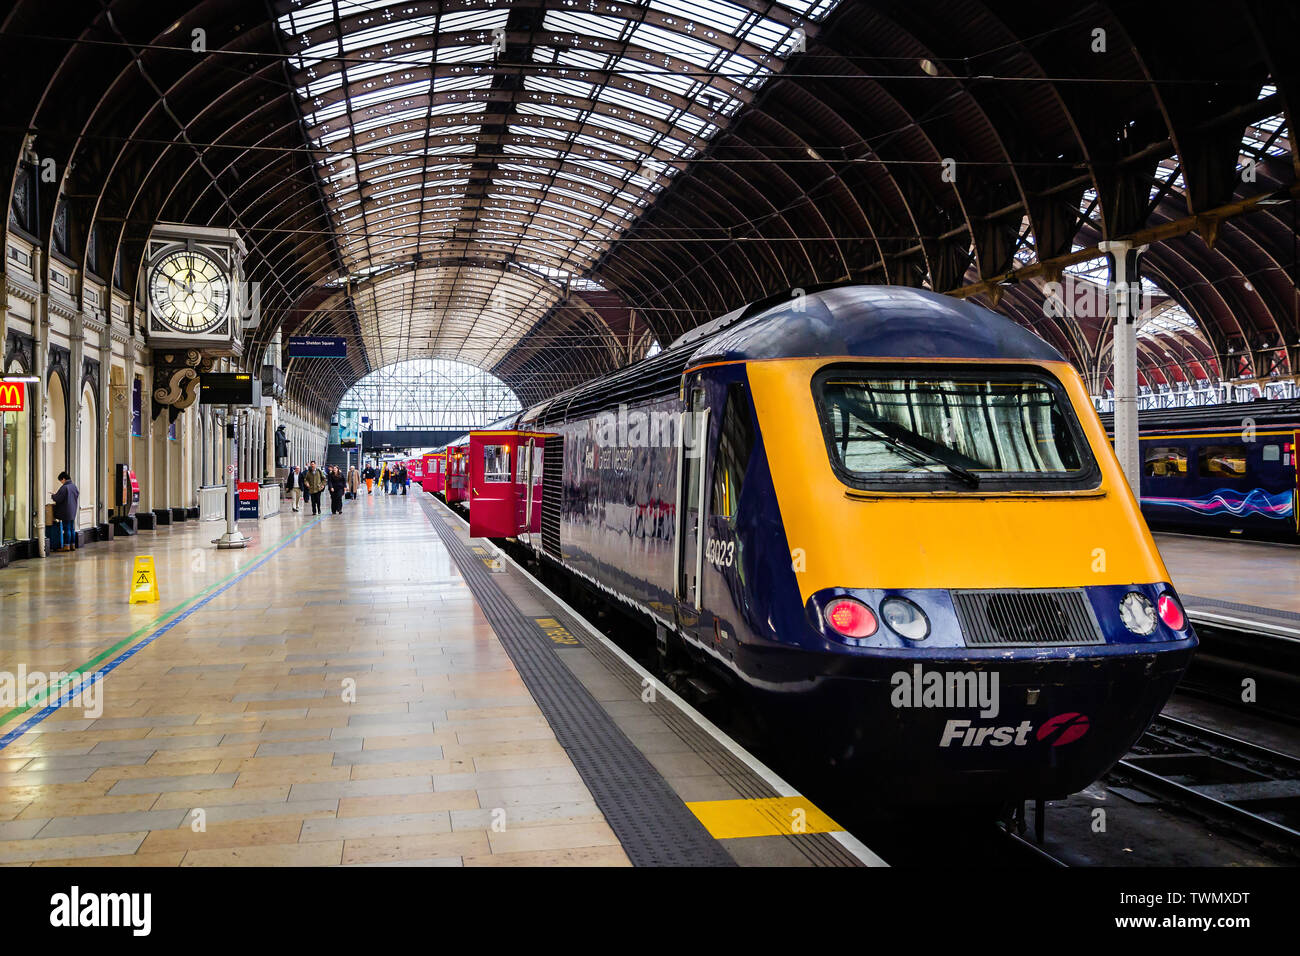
<box><xmin>419</xmin><ymin>497</ymin><xmax>735</xmax><ymax>866</ymax></box>
<box><xmin>566</xmin><ymin>621</ymin><xmax>865</xmax><ymax>867</ymax></box>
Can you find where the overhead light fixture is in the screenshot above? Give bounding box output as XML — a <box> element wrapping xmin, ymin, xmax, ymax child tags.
<box><xmin>919</xmin><ymin>59</ymin><xmax>939</xmax><ymax>76</ymax></box>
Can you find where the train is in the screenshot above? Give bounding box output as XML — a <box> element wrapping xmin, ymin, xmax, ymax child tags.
<box><xmin>426</xmin><ymin>285</ymin><xmax>1197</xmax><ymax>806</ymax></box>
<box><xmin>1101</xmin><ymin>401</ymin><xmax>1299</xmax><ymax>541</ymax></box>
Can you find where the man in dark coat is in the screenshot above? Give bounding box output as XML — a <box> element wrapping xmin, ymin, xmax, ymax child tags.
<box><xmin>51</xmin><ymin>471</ymin><xmax>80</xmax><ymax>552</ymax></box>
<box><xmin>398</xmin><ymin>463</ymin><xmax>408</xmax><ymax>495</ymax></box>
<box><xmin>301</xmin><ymin>461</ymin><xmax>326</xmax><ymax>515</ymax></box>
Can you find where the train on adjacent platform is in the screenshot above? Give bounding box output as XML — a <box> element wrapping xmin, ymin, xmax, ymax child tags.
<box><xmin>427</xmin><ymin>285</ymin><xmax>1197</xmax><ymax>807</ymax></box>
<box><xmin>1102</xmin><ymin>402</ymin><xmax>1300</xmax><ymax>541</ymax></box>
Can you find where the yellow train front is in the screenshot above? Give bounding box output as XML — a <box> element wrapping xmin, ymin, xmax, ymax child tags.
<box><xmin>504</xmin><ymin>285</ymin><xmax>1197</xmax><ymax>806</ymax></box>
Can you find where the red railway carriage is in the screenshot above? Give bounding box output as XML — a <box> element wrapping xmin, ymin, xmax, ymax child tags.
<box><xmin>444</xmin><ymin>444</ymin><xmax>470</xmax><ymax>503</ymax></box>
<box><xmin>420</xmin><ymin>451</ymin><xmax>445</xmax><ymax>494</ymax></box>
<box><xmin>467</xmin><ymin>430</ymin><xmax>545</xmax><ymax>539</ymax></box>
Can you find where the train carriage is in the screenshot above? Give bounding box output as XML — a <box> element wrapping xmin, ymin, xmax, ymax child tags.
<box><xmin>1103</xmin><ymin>402</ymin><xmax>1300</xmax><ymax>540</ymax></box>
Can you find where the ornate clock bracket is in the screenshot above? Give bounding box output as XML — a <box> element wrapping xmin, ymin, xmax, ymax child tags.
<box><xmin>151</xmin><ymin>349</ymin><xmax>213</xmax><ymax>423</ymax></box>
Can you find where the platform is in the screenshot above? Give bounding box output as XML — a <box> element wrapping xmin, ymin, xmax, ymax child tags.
<box><xmin>0</xmin><ymin>492</ymin><xmax>879</xmax><ymax>867</ymax></box>
<box><xmin>1155</xmin><ymin>532</ymin><xmax>1300</xmax><ymax>637</ymax></box>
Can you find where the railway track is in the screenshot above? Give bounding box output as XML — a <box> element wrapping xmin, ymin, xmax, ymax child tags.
<box><xmin>1111</xmin><ymin>714</ymin><xmax>1300</xmax><ymax>855</ymax></box>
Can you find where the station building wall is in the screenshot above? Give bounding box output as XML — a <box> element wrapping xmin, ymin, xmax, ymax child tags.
<box><xmin>1</xmin><ymin>232</ymin><xmax>328</xmax><ymax>563</ymax></box>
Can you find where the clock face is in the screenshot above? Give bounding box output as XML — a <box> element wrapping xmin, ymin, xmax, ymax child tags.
<box><xmin>149</xmin><ymin>249</ymin><xmax>231</xmax><ymax>334</ymax></box>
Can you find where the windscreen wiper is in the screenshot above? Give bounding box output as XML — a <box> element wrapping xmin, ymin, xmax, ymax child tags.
<box><xmin>867</xmin><ymin>427</ymin><xmax>981</xmax><ymax>487</ymax></box>
<box><xmin>837</xmin><ymin>391</ymin><xmax>983</xmax><ymax>487</ymax></box>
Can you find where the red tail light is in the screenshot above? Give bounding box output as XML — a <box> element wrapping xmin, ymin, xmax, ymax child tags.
<box><xmin>1158</xmin><ymin>594</ymin><xmax>1186</xmax><ymax>630</ymax></box>
<box><xmin>825</xmin><ymin>599</ymin><xmax>878</xmax><ymax>638</ymax></box>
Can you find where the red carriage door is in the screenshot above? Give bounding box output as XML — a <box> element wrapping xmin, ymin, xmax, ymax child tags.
<box><xmin>515</xmin><ymin>435</ymin><xmax>545</xmax><ymax>537</ymax></box>
<box><xmin>469</xmin><ymin>432</ymin><xmax>517</xmax><ymax>538</ymax></box>
<box><xmin>1294</xmin><ymin>431</ymin><xmax>1299</xmax><ymax>535</ymax></box>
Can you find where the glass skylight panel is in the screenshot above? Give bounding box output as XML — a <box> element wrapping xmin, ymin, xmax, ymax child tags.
<box><xmin>435</xmin><ymin>73</ymin><xmax>494</xmax><ymax>92</ymax></box>
<box><xmin>556</xmin><ymin>47</ymin><xmax>613</xmax><ymax>72</ymax></box>
<box><xmin>574</xmin><ymin>132</ymin><xmax>641</xmax><ymax>160</ymax></box>
<box><xmin>631</xmin><ymin>23</ymin><xmax>722</xmax><ymax>69</ymax></box>
<box><xmin>596</xmin><ymin>84</ymin><xmax>674</xmax><ymax>120</ymax></box>
<box><xmin>646</xmin><ymin>0</ymin><xmax>748</xmax><ymax>34</ymax></box>
<box><xmin>277</xmin><ymin>1</ymin><xmax>336</xmax><ymax>34</ymax></box>
<box><xmin>543</xmin><ymin>10</ymin><xmax>627</xmax><ymax>42</ymax></box>
<box><xmin>516</xmin><ymin>102</ymin><xmax>584</xmax><ymax>122</ymax></box>
<box><xmin>524</xmin><ymin>75</ymin><xmax>595</xmax><ymax>99</ymax></box>
<box><xmin>438</xmin><ymin>43</ymin><xmax>496</xmax><ymax>64</ymax></box>
<box><xmin>584</xmin><ymin>111</ymin><xmax>659</xmax><ymax>144</ymax></box>
<box><xmin>439</xmin><ymin>8</ymin><xmax>509</xmax><ymax>32</ymax></box>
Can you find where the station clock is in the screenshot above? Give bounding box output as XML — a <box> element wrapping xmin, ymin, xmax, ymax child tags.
<box><xmin>148</xmin><ymin>247</ymin><xmax>231</xmax><ymax>334</ymax></box>
<box><xmin>143</xmin><ymin>224</ymin><xmax>247</xmax><ymax>354</ymax></box>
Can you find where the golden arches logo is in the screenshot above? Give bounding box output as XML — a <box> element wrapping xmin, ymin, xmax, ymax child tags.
<box><xmin>0</xmin><ymin>382</ymin><xmax>24</xmax><ymax>412</ymax></box>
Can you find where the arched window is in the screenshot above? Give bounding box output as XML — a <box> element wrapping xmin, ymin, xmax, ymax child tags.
<box><xmin>337</xmin><ymin>358</ymin><xmax>522</xmax><ymax>432</ymax></box>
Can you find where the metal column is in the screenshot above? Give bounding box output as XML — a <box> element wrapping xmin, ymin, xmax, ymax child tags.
<box><xmin>215</xmin><ymin>404</ymin><xmax>248</xmax><ymax>549</ymax></box>
<box><xmin>1099</xmin><ymin>240</ymin><xmax>1149</xmax><ymax>497</ymax></box>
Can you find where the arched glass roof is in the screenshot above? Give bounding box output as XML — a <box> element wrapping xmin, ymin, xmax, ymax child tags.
<box><xmin>276</xmin><ymin>0</ymin><xmax>841</xmax><ymax>370</ymax></box>
<box><xmin>337</xmin><ymin>357</ymin><xmax>522</xmax><ymax>430</ymax></box>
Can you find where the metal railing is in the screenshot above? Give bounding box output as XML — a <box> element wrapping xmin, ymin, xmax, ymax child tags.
<box><xmin>199</xmin><ymin>485</ymin><xmax>226</xmax><ymax>521</ymax></box>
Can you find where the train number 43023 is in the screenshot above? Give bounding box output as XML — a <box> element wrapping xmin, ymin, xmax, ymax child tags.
<box><xmin>705</xmin><ymin>537</ymin><xmax>735</xmax><ymax>569</ymax></box>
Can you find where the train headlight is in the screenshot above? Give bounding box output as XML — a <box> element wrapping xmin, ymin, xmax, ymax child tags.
<box><xmin>1119</xmin><ymin>592</ymin><xmax>1157</xmax><ymax>635</ymax></box>
<box><xmin>1157</xmin><ymin>594</ymin><xmax>1186</xmax><ymax>631</ymax></box>
<box><xmin>825</xmin><ymin>598</ymin><xmax>878</xmax><ymax>638</ymax></box>
<box><xmin>881</xmin><ymin>597</ymin><xmax>930</xmax><ymax>641</ymax></box>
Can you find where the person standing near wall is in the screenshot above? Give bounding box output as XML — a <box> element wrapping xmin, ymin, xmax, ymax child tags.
<box><xmin>398</xmin><ymin>462</ymin><xmax>408</xmax><ymax>496</ymax></box>
<box><xmin>285</xmin><ymin>465</ymin><xmax>302</xmax><ymax>512</ymax></box>
<box><xmin>50</xmin><ymin>472</ymin><xmax>80</xmax><ymax>553</ymax></box>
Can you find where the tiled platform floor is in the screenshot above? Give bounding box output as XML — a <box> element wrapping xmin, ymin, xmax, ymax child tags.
<box><xmin>0</xmin><ymin>492</ymin><xmax>628</xmax><ymax>866</ymax></box>
<box><xmin>1155</xmin><ymin>532</ymin><xmax>1300</xmax><ymax>615</ymax></box>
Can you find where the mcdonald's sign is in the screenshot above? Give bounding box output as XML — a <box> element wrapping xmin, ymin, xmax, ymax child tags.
<box><xmin>0</xmin><ymin>382</ymin><xmax>24</xmax><ymax>413</ymax></box>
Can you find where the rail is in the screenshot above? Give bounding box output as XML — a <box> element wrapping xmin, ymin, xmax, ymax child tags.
<box><xmin>198</xmin><ymin>484</ymin><xmax>225</xmax><ymax>521</ymax></box>
<box><xmin>197</xmin><ymin>482</ymin><xmax>282</xmax><ymax>521</ymax></box>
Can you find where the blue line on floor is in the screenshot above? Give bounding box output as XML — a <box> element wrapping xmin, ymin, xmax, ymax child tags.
<box><xmin>0</xmin><ymin>516</ymin><xmax>323</xmax><ymax>752</ymax></box>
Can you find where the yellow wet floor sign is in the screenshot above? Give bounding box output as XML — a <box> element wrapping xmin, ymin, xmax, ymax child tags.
<box><xmin>129</xmin><ymin>555</ymin><xmax>159</xmax><ymax>604</ymax></box>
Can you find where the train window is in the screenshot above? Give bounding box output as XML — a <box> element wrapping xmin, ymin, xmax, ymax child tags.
<box><xmin>483</xmin><ymin>444</ymin><xmax>511</xmax><ymax>483</ymax></box>
<box><xmin>1143</xmin><ymin>446</ymin><xmax>1188</xmax><ymax>477</ymax></box>
<box><xmin>683</xmin><ymin>388</ymin><xmax>707</xmax><ymax>519</ymax></box>
<box><xmin>711</xmin><ymin>383</ymin><xmax>755</xmax><ymax>523</ymax></box>
<box><xmin>1199</xmin><ymin>445</ymin><xmax>1247</xmax><ymax>479</ymax></box>
<box><xmin>813</xmin><ymin>365</ymin><xmax>1099</xmax><ymax>491</ymax></box>
<box><xmin>1263</xmin><ymin>444</ymin><xmax>1280</xmax><ymax>462</ymax></box>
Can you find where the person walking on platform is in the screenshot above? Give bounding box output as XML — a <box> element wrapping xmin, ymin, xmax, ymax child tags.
<box><xmin>50</xmin><ymin>471</ymin><xmax>80</xmax><ymax>552</ymax></box>
<box><xmin>362</xmin><ymin>463</ymin><xmax>375</xmax><ymax>495</ymax></box>
<box><xmin>347</xmin><ymin>464</ymin><xmax>359</xmax><ymax>499</ymax></box>
<box><xmin>285</xmin><ymin>465</ymin><xmax>302</xmax><ymax>512</ymax></box>
<box><xmin>327</xmin><ymin>466</ymin><xmax>346</xmax><ymax>515</ymax></box>
<box><xmin>302</xmin><ymin>461</ymin><xmax>326</xmax><ymax>515</ymax></box>
<box><xmin>398</xmin><ymin>463</ymin><xmax>408</xmax><ymax>495</ymax></box>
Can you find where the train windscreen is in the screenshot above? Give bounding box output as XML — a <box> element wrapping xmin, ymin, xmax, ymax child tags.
<box><xmin>814</xmin><ymin>366</ymin><xmax>1099</xmax><ymax>491</ymax></box>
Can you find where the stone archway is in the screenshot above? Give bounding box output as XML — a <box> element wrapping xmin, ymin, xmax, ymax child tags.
<box><xmin>78</xmin><ymin>382</ymin><xmax>97</xmax><ymax>528</ymax></box>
